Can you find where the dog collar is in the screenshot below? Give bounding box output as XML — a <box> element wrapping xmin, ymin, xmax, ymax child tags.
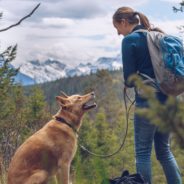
<box><xmin>54</xmin><ymin>116</ymin><xmax>79</xmax><ymax>136</ymax></box>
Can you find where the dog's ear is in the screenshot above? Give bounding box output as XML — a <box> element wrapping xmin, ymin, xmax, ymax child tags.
<box><xmin>60</xmin><ymin>91</ymin><xmax>68</xmax><ymax>98</ymax></box>
<box><xmin>56</xmin><ymin>96</ymin><xmax>69</xmax><ymax>106</ymax></box>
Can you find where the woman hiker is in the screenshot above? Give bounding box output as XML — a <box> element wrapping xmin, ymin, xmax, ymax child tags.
<box><xmin>112</xmin><ymin>6</ymin><xmax>182</xmax><ymax>184</ymax></box>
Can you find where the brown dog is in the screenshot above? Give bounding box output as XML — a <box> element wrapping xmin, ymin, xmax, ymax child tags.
<box><xmin>8</xmin><ymin>91</ymin><xmax>96</xmax><ymax>184</ymax></box>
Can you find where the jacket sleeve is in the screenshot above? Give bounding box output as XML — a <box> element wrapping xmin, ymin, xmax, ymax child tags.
<box><xmin>122</xmin><ymin>36</ymin><xmax>137</xmax><ymax>88</ymax></box>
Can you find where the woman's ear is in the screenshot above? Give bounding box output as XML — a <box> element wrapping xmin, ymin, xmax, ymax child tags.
<box><xmin>120</xmin><ymin>19</ymin><xmax>126</xmax><ymax>26</ymax></box>
<box><xmin>55</xmin><ymin>96</ymin><xmax>69</xmax><ymax>106</ymax></box>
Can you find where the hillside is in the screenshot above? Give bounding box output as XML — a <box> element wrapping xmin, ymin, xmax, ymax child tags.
<box><xmin>30</xmin><ymin>69</ymin><xmax>130</xmax><ymax>113</ymax></box>
<box><xmin>1</xmin><ymin>68</ymin><xmax>184</xmax><ymax>184</ymax></box>
<box><xmin>30</xmin><ymin>69</ymin><xmax>184</xmax><ymax>183</ymax></box>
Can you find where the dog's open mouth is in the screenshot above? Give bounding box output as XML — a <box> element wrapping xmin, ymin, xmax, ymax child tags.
<box><xmin>82</xmin><ymin>99</ymin><xmax>97</xmax><ymax>110</ymax></box>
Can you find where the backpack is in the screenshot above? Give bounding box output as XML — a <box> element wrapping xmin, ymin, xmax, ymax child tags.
<box><xmin>135</xmin><ymin>29</ymin><xmax>184</xmax><ymax>96</ymax></box>
<box><xmin>101</xmin><ymin>170</ymin><xmax>147</xmax><ymax>184</ymax></box>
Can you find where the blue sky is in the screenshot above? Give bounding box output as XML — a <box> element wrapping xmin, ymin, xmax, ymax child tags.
<box><xmin>139</xmin><ymin>0</ymin><xmax>183</xmax><ymax>20</ymax></box>
<box><xmin>0</xmin><ymin>0</ymin><xmax>183</xmax><ymax>67</ymax></box>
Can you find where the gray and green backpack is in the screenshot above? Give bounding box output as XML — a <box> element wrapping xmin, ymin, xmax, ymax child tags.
<box><xmin>135</xmin><ymin>29</ymin><xmax>184</xmax><ymax>96</ymax></box>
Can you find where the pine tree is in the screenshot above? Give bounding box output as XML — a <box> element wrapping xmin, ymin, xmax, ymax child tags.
<box><xmin>0</xmin><ymin>44</ymin><xmax>20</xmax><ymax>167</ymax></box>
<box><xmin>173</xmin><ymin>0</ymin><xmax>184</xmax><ymax>12</ymax></box>
<box><xmin>173</xmin><ymin>1</ymin><xmax>184</xmax><ymax>33</ymax></box>
<box><xmin>0</xmin><ymin>45</ymin><xmax>18</xmax><ymax>119</ymax></box>
<box><xmin>25</xmin><ymin>86</ymin><xmax>50</xmax><ymax>131</ymax></box>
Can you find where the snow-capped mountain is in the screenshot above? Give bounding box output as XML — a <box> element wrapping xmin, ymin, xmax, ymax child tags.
<box><xmin>18</xmin><ymin>59</ymin><xmax>66</xmax><ymax>83</ymax></box>
<box><xmin>14</xmin><ymin>55</ymin><xmax>122</xmax><ymax>85</ymax></box>
<box><xmin>96</xmin><ymin>55</ymin><xmax>122</xmax><ymax>70</ymax></box>
<box><xmin>15</xmin><ymin>72</ymin><xmax>36</xmax><ymax>85</ymax></box>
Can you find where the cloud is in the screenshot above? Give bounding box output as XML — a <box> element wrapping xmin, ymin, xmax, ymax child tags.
<box><xmin>151</xmin><ymin>18</ymin><xmax>184</xmax><ymax>35</ymax></box>
<box><xmin>0</xmin><ymin>0</ymin><xmax>149</xmax><ymax>22</ymax></box>
<box><xmin>160</xmin><ymin>0</ymin><xmax>181</xmax><ymax>3</ymax></box>
<box><xmin>0</xmin><ymin>1</ymin><xmax>38</xmax><ymax>21</ymax></box>
<box><xmin>0</xmin><ymin>12</ymin><xmax>121</xmax><ymax>67</ymax></box>
<box><xmin>0</xmin><ymin>0</ymin><xmax>149</xmax><ymax>32</ymax></box>
<box><xmin>80</xmin><ymin>35</ymin><xmax>106</xmax><ymax>41</ymax></box>
<box><xmin>17</xmin><ymin>0</ymin><xmax>107</xmax><ymax>22</ymax></box>
<box><xmin>42</xmin><ymin>17</ymin><xmax>74</xmax><ymax>27</ymax></box>
<box><xmin>0</xmin><ymin>0</ymin><xmax>182</xmax><ymax>69</ymax></box>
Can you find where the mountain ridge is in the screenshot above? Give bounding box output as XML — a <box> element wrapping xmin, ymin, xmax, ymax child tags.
<box><xmin>14</xmin><ymin>54</ymin><xmax>122</xmax><ymax>85</ymax></box>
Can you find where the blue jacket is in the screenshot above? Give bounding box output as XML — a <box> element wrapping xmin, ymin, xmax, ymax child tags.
<box><xmin>122</xmin><ymin>25</ymin><xmax>155</xmax><ymax>87</ymax></box>
<box><xmin>122</xmin><ymin>25</ymin><xmax>167</xmax><ymax>103</ymax></box>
